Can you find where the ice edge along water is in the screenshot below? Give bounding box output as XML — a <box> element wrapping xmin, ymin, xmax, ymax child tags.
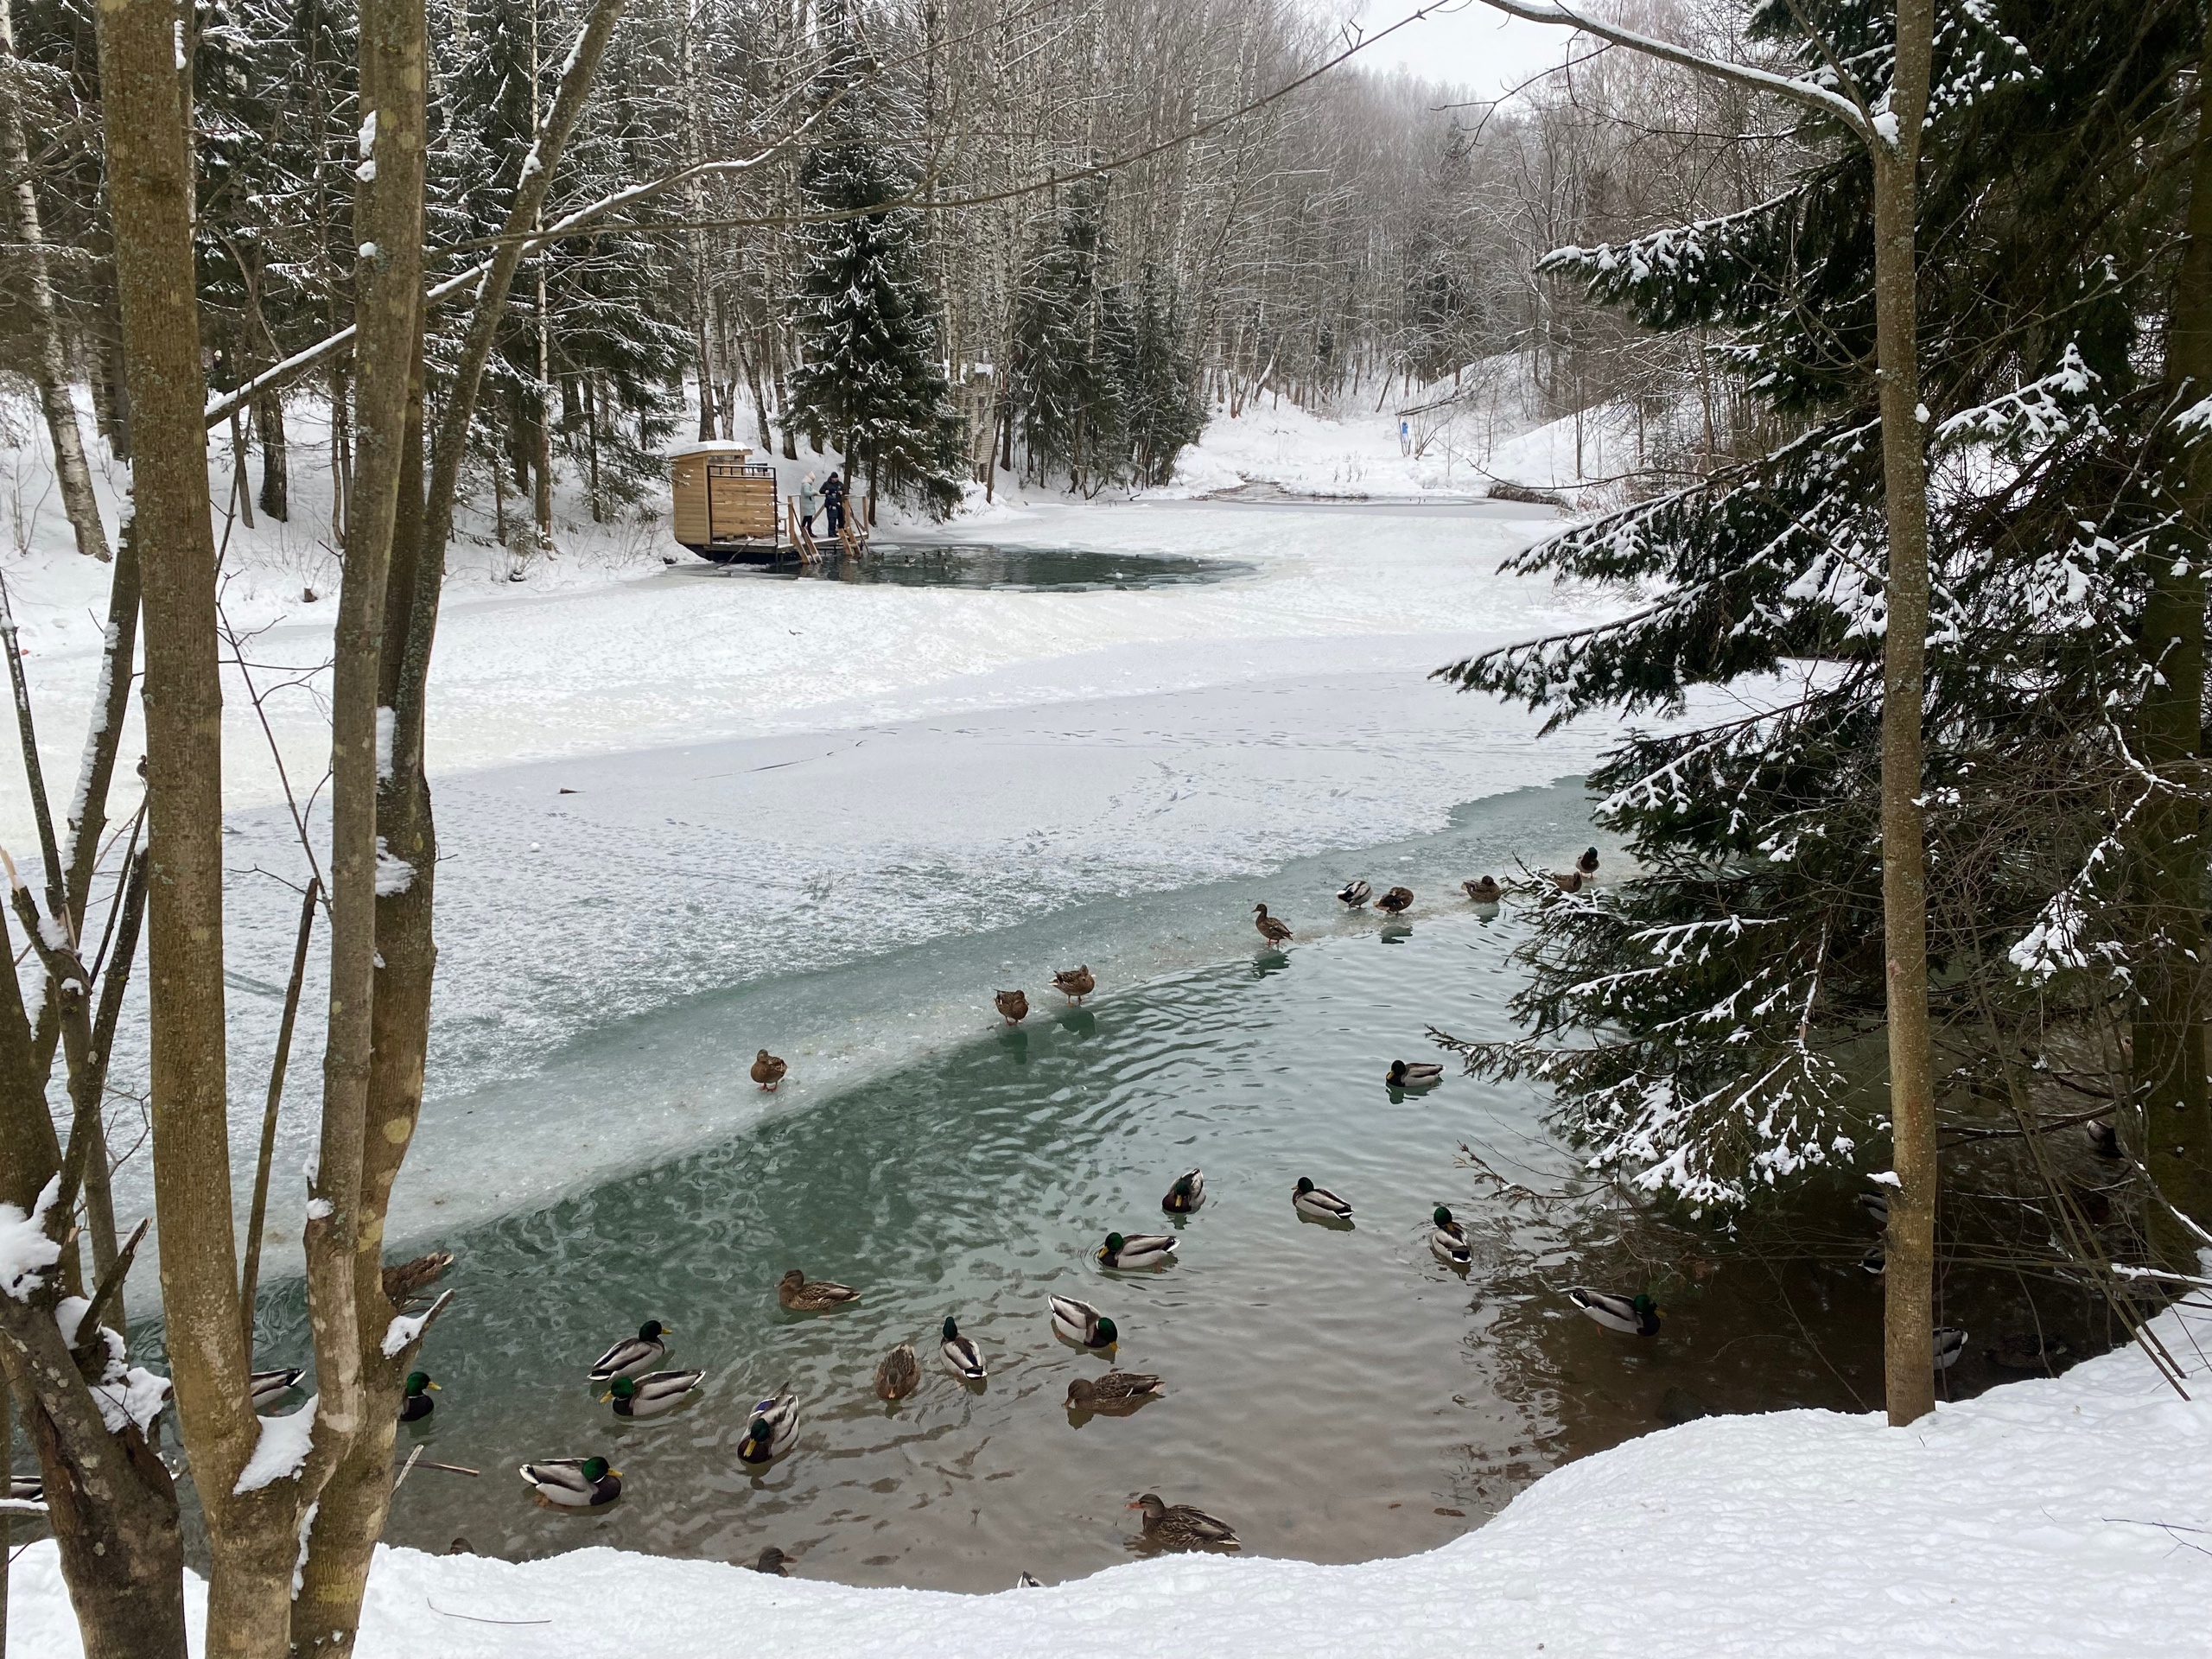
<box><xmin>10</xmin><ymin>1293</ymin><xmax>2207</xmax><ymax>1658</ymax></box>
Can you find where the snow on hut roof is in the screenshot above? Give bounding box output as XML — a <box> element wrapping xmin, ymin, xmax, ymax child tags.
<box><xmin>666</xmin><ymin>441</ymin><xmax>755</xmax><ymax>460</ymax></box>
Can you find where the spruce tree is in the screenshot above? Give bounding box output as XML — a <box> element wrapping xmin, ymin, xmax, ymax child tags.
<box><xmin>1435</xmin><ymin>0</ymin><xmax>2205</xmax><ymax>1216</ymax></box>
<box><xmin>782</xmin><ymin>32</ymin><xmax>965</xmax><ymax>518</ymax></box>
<box><xmin>1008</xmin><ymin>178</ymin><xmax>1133</xmax><ymax>493</ymax></box>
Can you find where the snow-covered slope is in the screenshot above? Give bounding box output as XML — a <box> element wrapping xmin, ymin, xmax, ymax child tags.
<box><xmin>15</xmin><ymin>1295</ymin><xmax>2204</xmax><ymax>1657</ymax></box>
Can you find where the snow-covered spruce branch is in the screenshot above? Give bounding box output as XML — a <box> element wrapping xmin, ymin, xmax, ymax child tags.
<box><xmin>1933</xmin><ymin>343</ymin><xmax>2107</xmax><ymax>451</ymax></box>
<box><xmin>1540</xmin><ymin>186</ymin><xmax>1806</xmax><ymax>284</ymax></box>
<box><xmin>1469</xmin><ymin>0</ymin><xmax>1876</xmax><ymax>144</ymax></box>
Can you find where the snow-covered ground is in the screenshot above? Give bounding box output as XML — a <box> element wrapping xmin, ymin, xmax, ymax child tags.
<box><xmin>12</xmin><ymin>1290</ymin><xmax>2208</xmax><ymax>1657</ymax></box>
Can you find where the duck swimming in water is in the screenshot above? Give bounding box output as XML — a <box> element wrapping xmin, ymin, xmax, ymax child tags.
<box><xmin>779</xmin><ymin>1269</ymin><xmax>860</xmax><ymax>1312</ymax></box>
<box><xmin>399</xmin><ymin>1371</ymin><xmax>439</xmax><ymax>1422</ymax></box>
<box><xmin>588</xmin><ymin>1320</ymin><xmax>671</xmax><ymax>1382</ymax></box>
<box><xmin>1567</xmin><ymin>1288</ymin><xmax>1661</xmax><ymax>1336</ymax></box>
<box><xmin>1429</xmin><ymin>1205</ymin><xmax>1471</xmax><ymax>1267</ymax></box>
<box><xmin>1292</xmin><ymin>1176</ymin><xmax>1353</xmax><ymax>1222</ymax></box>
<box><xmin>940</xmin><ymin>1317</ymin><xmax>988</xmax><ymax>1381</ymax></box>
<box><xmin>248</xmin><ymin>1368</ymin><xmax>304</xmax><ymax>1409</ymax></box>
<box><xmin>1388</xmin><ymin>1059</ymin><xmax>1443</xmax><ymax>1089</ymax></box>
<box><xmin>519</xmin><ymin>1456</ymin><xmax>622</xmax><ymax>1509</ymax></box>
<box><xmin>1066</xmin><ymin>1371</ymin><xmax>1163</xmax><ymax>1412</ymax></box>
<box><xmin>1933</xmin><ymin>1326</ymin><xmax>1969</xmax><ymax>1370</ymax></box>
<box><xmin>874</xmin><ymin>1342</ymin><xmax>922</xmax><ymax>1402</ymax></box>
<box><xmin>1462</xmin><ymin>877</ymin><xmax>1502</xmax><ymax>903</ymax></box>
<box><xmin>1098</xmin><ymin>1231</ymin><xmax>1178</xmax><ymax>1270</ymax></box>
<box><xmin>1162</xmin><ymin>1169</ymin><xmax>1206</xmax><ymax>1213</ymax></box>
<box><xmin>1049</xmin><ymin>1295</ymin><xmax>1118</xmax><ymax>1349</ymax></box>
<box><xmin>1128</xmin><ymin>1493</ymin><xmax>1239</xmax><ymax>1549</ymax></box>
<box><xmin>603</xmin><ymin>1370</ymin><xmax>705</xmax><ymax>1418</ymax></box>
<box><xmin>738</xmin><ymin>1392</ymin><xmax>800</xmax><ymax>1463</ymax></box>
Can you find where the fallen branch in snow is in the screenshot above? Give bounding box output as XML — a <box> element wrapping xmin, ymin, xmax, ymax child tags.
<box><xmin>426</xmin><ymin>1599</ymin><xmax>552</xmax><ymax>1625</ymax></box>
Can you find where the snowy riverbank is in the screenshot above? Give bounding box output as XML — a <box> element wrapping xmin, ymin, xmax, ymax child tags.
<box><xmin>12</xmin><ymin>1293</ymin><xmax>2208</xmax><ymax>1657</ymax></box>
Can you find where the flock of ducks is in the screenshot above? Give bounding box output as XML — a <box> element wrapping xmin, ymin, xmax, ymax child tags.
<box><xmin>487</xmin><ymin>855</ymin><xmax>1681</xmax><ymax>1573</ymax></box>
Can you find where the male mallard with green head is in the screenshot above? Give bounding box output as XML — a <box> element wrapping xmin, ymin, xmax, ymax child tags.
<box><xmin>604</xmin><ymin>1370</ymin><xmax>705</xmax><ymax>1418</ymax></box>
<box><xmin>519</xmin><ymin>1456</ymin><xmax>622</xmax><ymax>1509</ymax></box>
<box><xmin>399</xmin><ymin>1371</ymin><xmax>439</xmax><ymax>1422</ymax></box>
<box><xmin>738</xmin><ymin>1392</ymin><xmax>800</xmax><ymax>1464</ymax></box>
<box><xmin>1049</xmin><ymin>1295</ymin><xmax>1118</xmax><ymax>1349</ymax></box>
<box><xmin>1161</xmin><ymin>1168</ymin><xmax>1206</xmax><ymax>1213</ymax></box>
<box><xmin>588</xmin><ymin>1319</ymin><xmax>671</xmax><ymax>1381</ymax></box>
<box><xmin>1567</xmin><ymin>1288</ymin><xmax>1661</xmax><ymax>1336</ymax></box>
<box><xmin>1097</xmin><ymin>1231</ymin><xmax>1178</xmax><ymax>1270</ymax></box>
<box><xmin>940</xmin><ymin>1317</ymin><xmax>988</xmax><ymax>1381</ymax></box>
<box><xmin>1387</xmin><ymin>1059</ymin><xmax>1443</xmax><ymax>1089</ymax></box>
<box><xmin>1429</xmin><ymin>1205</ymin><xmax>1471</xmax><ymax>1267</ymax></box>
<box><xmin>1292</xmin><ymin>1175</ymin><xmax>1353</xmax><ymax>1221</ymax></box>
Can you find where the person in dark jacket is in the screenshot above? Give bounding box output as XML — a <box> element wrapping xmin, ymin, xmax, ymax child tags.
<box><xmin>822</xmin><ymin>470</ymin><xmax>847</xmax><ymax>537</ymax></box>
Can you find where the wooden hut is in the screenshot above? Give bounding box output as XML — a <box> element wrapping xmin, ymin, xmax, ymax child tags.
<box><xmin>670</xmin><ymin>441</ymin><xmax>786</xmax><ymax>563</ymax></box>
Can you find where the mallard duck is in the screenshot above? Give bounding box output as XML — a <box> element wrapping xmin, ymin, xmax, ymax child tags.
<box><xmin>1567</xmin><ymin>1288</ymin><xmax>1662</xmax><ymax>1336</ymax></box>
<box><xmin>1292</xmin><ymin>1176</ymin><xmax>1353</xmax><ymax>1221</ymax></box>
<box><xmin>10</xmin><ymin>1476</ymin><xmax>42</xmax><ymax>1503</ymax></box>
<box><xmin>752</xmin><ymin>1546</ymin><xmax>790</xmax><ymax>1576</ymax></box>
<box><xmin>737</xmin><ymin>1392</ymin><xmax>799</xmax><ymax>1464</ymax></box>
<box><xmin>779</xmin><ymin>1269</ymin><xmax>860</xmax><ymax>1312</ymax></box>
<box><xmin>1985</xmin><ymin>1332</ymin><xmax>2069</xmax><ymax>1373</ymax></box>
<box><xmin>1859</xmin><ymin>1246</ymin><xmax>1886</xmax><ymax>1276</ymax></box>
<box><xmin>1429</xmin><ymin>1205</ymin><xmax>1471</xmax><ymax>1266</ymax></box>
<box><xmin>518</xmin><ymin>1456</ymin><xmax>622</xmax><ymax>1509</ymax></box>
<box><xmin>249</xmin><ymin>1368</ymin><xmax>305</xmax><ymax>1408</ymax></box>
<box><xmin>751</xmin><ymin>1049</ymin><xmax>787</xmax><ymax>1091</ymax></box>
<box><xmin>1462</xmin><ymin>877</ymin><xmax>1502</xmax><ymax>903</ymax></box>
<box><xmin>1856</xmin><ymin>1190</ymin><xmax>1891</xmax><ymax>1228</ymax></box>
<box><xmin>995</xmin><ymin>988</ymin><xmax>1030</xmax><ymax>1025</ymax></box>
<box><xmin>1932</xmin><ymin>1325</ymin><xmax>1969</xmax><ymax>1370</ymax></box>
<box><xmin>1374</xmin><ymin>886</ymin><xmax>1414</xmax><ymax>916</ymax></box>
<box><xmin>1128</xmin><ymin>1493</ymin><xmax>1238</xmax><ymax>1549</ymax></box>
<box><xmin>604</xmin><ymin>1370</ymin><xmax>705</xmax><ymax>1418</ymax></box>
<box><xmin>2085</xmin><ymin>1116</ymin><xmax>2120</xmax><ymax>1158</ymax></box>
<box><xmin>1549</xmin><ymin>870</ymin><xmax>1585</xmax><ymax>894</ymax></box>
<box><xmin>445</xmin><ymin>1536</ymin><xmax>474</xmax><ymax>1555</ymax></box>
<box><xmin>874</xmin><ymin>1342</ymin><xmax>921</xmax><ymax>1402</ymax></box>
<box><xmin>399</xmin><ymin>1370</ymin><xmax>440</xmax><ymax>1422</ymax></box>
<box><xmin>1049</xmin><ymin>1294</ymin><xmax>1118</xmax><ymax>1349</ymax></box>
<box><xmin>1338</xmin><ymin>880</ymin><xmax>1372</xmax><ymax>909</ymax></box>
<box><xmin>1252</xmin><ymin>904</ymin><xmax>1292</xmax><ymax>944</ymax></box>
<box><xmin>588</xmin><ymin>1319</ymin><xmax>671</xmax><ymax>1381</ymax></box>
<box><xmin>1065</xmin><ymin>1371</ymin><xmax>1163</xmax><ymax>1411</ymax></box>
<box><xmin>1098</xmin><ymin>1231</ymin><xmax>1178</xmax><ymax>1270</ymax></box>
<box><xmin>1161</xmin><ymin>1168</ymin><xmax>1206</xmax><ymax>1213</ymax></box>
<box><xmin>1388</xmin><ymin>1059</ymin><xmax>1443</xmax><ymax>1088</ymax></box>
<box><xmin>940</xmin><ymin>1316</ymin><xmax>988</xmax><ymax>1381</ymax></box>
<box><xmin>1052</xmin><ymin>965</ymin><xmax>1096</xmax><ymax>1004</ymax></box>
<box><xmin>1016</xmin><ymin>1570</ymin><xmax>1042</xmax><ymax>1588</ymax></box>
<box><xmin>1578</xmin><ymin>847</ymin><xmax>1600</xmax><ymax>876</ymax></box>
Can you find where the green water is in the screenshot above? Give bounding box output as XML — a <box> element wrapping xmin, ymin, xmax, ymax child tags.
<box><xmin>234</xmin><ymin>861</ymin><xmax>1910</xmax><ymax>1590</ymax></box>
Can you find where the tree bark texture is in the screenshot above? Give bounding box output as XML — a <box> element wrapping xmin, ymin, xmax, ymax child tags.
<box><xmin>1873</xmin><ymin>0</ymin><xmax>1938</xmax><ymax>1429</ymax></box>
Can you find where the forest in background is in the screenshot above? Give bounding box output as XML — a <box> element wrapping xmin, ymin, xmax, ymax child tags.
<box><xmin>0</xmin><ymin>0</ymin><xmax>1794</xmax><ymax>528</ymax></box>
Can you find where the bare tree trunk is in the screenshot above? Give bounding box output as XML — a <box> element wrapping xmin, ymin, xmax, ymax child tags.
<box><xmin>1872</xmin><ymin>0</ymin><xmax>1937</xmax><ymax>1429</ymax></box>
<box><xmin>92</xmin><ymin>0</ymin><xmax>295</xmax><ymax>1643</ymax></box>
<box><xmin>2134</xmin><ymin>4</ymin><xmax>2212</xmax><ymax>1261</ymax></box>
<box><xmin>257</xmin><ymin>396</ymin><xmax>289</xmax><ymax>521</ymax></box>
<box><xmin>290</xmin><ymin>8</ymin><xmax>628</xmax><ymax>1644</ymax></box>
<box><xmin>0</xmin><ymin>0</ymin><xmax>110</xmax><ymax>565</ymax></box>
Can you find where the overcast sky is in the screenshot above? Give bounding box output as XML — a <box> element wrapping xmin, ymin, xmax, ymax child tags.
<box><xmin>1340</xmin><ymin>1</ymin><xmax>1586</xmax><ymax>102</ymax></box>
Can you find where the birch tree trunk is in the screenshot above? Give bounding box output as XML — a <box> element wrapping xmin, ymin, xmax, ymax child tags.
<box><xmin>0</xmin><ymin>0</ymin><xmax>109</xmax><ymax>564</ymax></box>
